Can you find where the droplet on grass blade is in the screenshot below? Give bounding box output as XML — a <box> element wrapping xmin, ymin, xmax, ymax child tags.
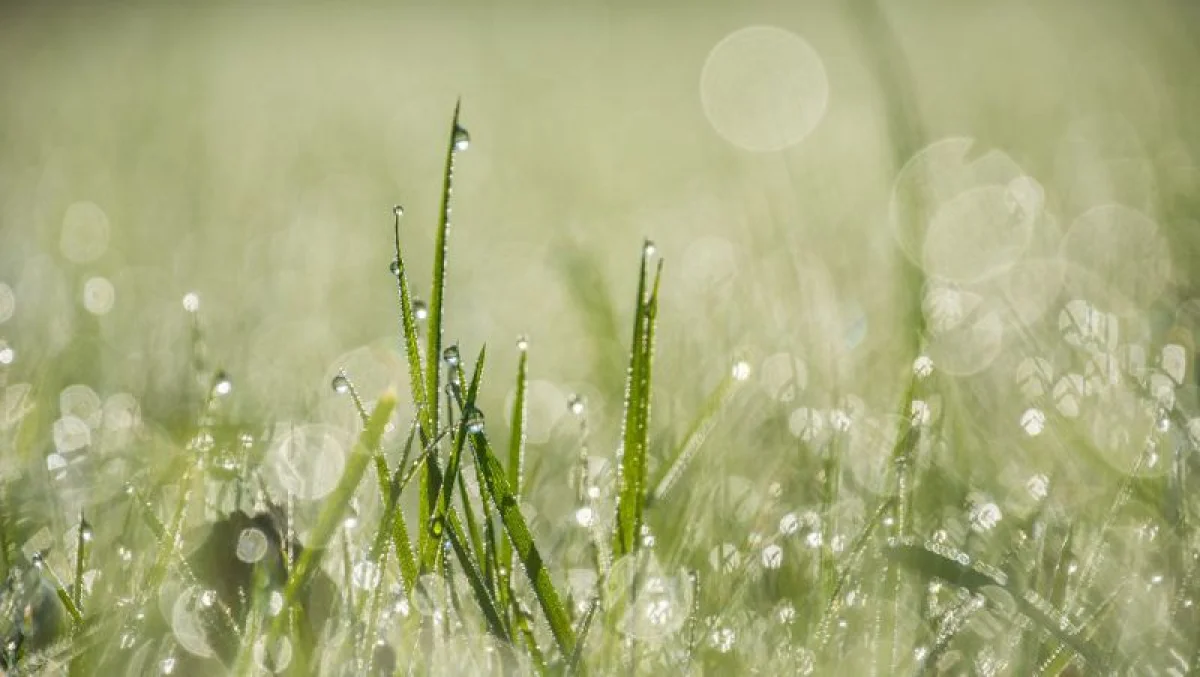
<box><xmin>182</xmin><ymin>292</ymin><xmax>200</xmax><ymax>313</ymax></box>
<box><xmin>412</xmin><ymin>299</ymin><xmax>429</xmax><ymax>320</ymax></box>
<box><xmin>331</xmin><ymin>374</ymin><xmax>350</xmax><ymax>395</ymax></box>
<box><xmin>0</xmin><ymin>341</ymin><xmax>14</xmax><ymax>366</ymax></box>
<box><xmin>567</xmin><ymin>393</ymin><xmax>585</xmax><ymax>415</ymax></box>
<box><xmin>443</xmin><ymin>345</ymin><xmax>460</xmax><ymax>367</ymax></box>
<box><xmin>731</xmin><ymin>360</ymin><xmax>751</xmax><ymax>381</ymax></box>
<box><xmin>213</xmin><ymin>372</ymin><xmax>232</xmax><ymax>397</ymax></box>
<box><xmin>389</xmin><ymin>259</ymin><xmax>401</xmax><ymax>277</ymax></box>
<box><xmin>465</xmin><ymin>408</ymin><xmax>485</xmax><ymax>433</ymax></box>
<box><xmin>392</xmin><ymin>204</ymin><xmax>405</xmax><ymax>218</ymax></box>
<box><xmin>453</xmin><ymin>124</ymin><xmax>471</xmax><ymax>151</ymax></box>
<box><xmin>516</xmin><ymin>334</ymin><xmax>529</xmax><ymax>351</ymax></box>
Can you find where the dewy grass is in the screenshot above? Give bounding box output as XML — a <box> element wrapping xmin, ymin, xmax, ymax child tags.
<box><xmin>3</xmin><ymin>98</ymin><xmax>1200</xmax><ymax>677</ymax></box>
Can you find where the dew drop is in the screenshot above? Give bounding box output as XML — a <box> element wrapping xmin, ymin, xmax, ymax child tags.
<box><xmin>516</xmin><ymin>335</ymin><xmax>529</xmax><ymax>352</ymax></box>
<box><xmin>392</xmin><ymin>204</ymin><xmax>405</xmax><ymax>218</ymax></box>
<box><xmin>0</xmin><ymin>341</ymin><xmax>14</xmax><ymax>366</ymax></box>
<box><xmin>1026</xmin><ymin>474</ymin><xmax>1049</xmax><ymax>501</ymax></box>
<box><xmin>213</xmin><ymin>372</ymin><xmax>232</xmax><ymax>397</ymax></box>
<box><xmin>236</xmin><ymin>527</ymin><xmax>269</xmax><ymax>563</ymax></box>
<box><xmin>182</xmin><ymin>293</ymin><xmax>200</xmax><ymax>313</ymax></box>
<box><xmin>465</xmin><ymin>408</ymin><xmax>485</xmax><ymax>434</ymax></box>
<box><xmin>1020</xmin><ymin>407</ymin><xmax>1046</xmax><ymax>436</ymax></box>
<box><xmin>913</xmin><ymin>355</ymin><xmax>934</xmax><ymax>378</ymax></box>
<box><xmin>160</xmin><ymin>656</ymin><xmax>176</xmax><ymax>674</ymax></box>
<box><xmin>574</xmin><ymin>506</ymin><xmax>595</xmax><ymax>527</ymax></box>
<box><xmin>643</xmin><ymin>240</ymin><xmax>657</xmax><ymax>257</ymax></box>
<box><xmin>761</xmin><ymin>544</ymin><xmax>783</xmax><ymax>569</ymax></box>
<box><xmin>199</xmin><ymin>589</ymin><xmax>216</xmax><ymax>607</ymax></box>
<box><xmin>80</xmin><ymin>519</ymin><xmax>93</xmax><ymax>543</ymax></box>
<box><xmin>389</xmin><ymin>259</ymin><xmax>401</xmax><ymax>277</ymax></box>
<box><xmin>453</xmin><ymin>125</ymin><xmax>471</xmax><ymax>151</ymax></box>
<box><xmin>779</xmin><ymin>512</ymin><xmax>800</xmax><ymax>535</ymax></box>
<box><xmin>443</xmin><ymin>345</ymin><xmax>461</xmax><ymax>367</ymax></box>
<box><xmin>969</xmin><ymin>501</ymin><xmax>1002</xmax><ymax>532</ymax></box>
<box><xmin>567</xmin><ymin>393</ymin><xmax>585</xmax><ymax>416</ymax></box>
<box><xmin>731</xmin><ymin>360</ymin><xmax>751</xmax><ymax>381</ymax></box>
<box><xmin>331</xmin><ymin>374</ymin><xmax>351</xmax><ymax>395</ymax></box>
<box><xmin>412</xmin><ymin>299</ymin><xmax>429</xmax><ymax>320</ymax></box>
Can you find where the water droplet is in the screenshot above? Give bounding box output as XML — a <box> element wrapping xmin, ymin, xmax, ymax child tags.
<box><xmin>913</xmin><ymin>355</ymin><xmax>934</xmax><ymax>378</ymax></box>
<box><xmin>465</xmin><ymin>408</ymin><xmax>485</xmax><ymax>434</ymax></box>
<box><xmin>574</xmin><ymin>506</ymin><xmax>595</xmax><ymax>527</ymax></box>
<box><xmin>389</xmin><ymin>259</ymin><xmax>401</xmax><ymax>277</ymax></box>
<box><xmin>182</xmin><ymin>293</ymin><xmax>200</xmax><ymax>313</ymax></box>
<box><xmin>412</xmin><ymin>299</ymin><xmax>428</xmax><ymax>320</ymax></box>
<box><xmin>31</xmin><ymin>551</ymin><xmax>44</xmax><ymax>568</ymax></box>
<box><xmin>453</xmin><ymin>125</ymin><xmax>471</xmax><ymax>151</ymax></box>
<box><xmin>213</xmin><ymin>372</ymin><xmax>232</xmax><ymax>397</ymax></box>
<box><xmin>969</xmin><ymin>501</ymin><xmax>1003</xmax><ymax>532</ymax></box>
<box><xmin>82</xmin><ymin>276</ymin><xmax>115</xmax><ymax>315</ymax></box>
<box><xmin>776</xmin><ymin>601</ymin><xmax>797</xmax><ymax>624</ymax></box>
<box><xmin>1026</xmin><ymin>474</ymin><xmax>1049</xmax><ymax>501</ymax></box>
<box><xmin>160</xmin><ymin>656</ymin><xmax>176</xmax><ymax>674</ymax></box>
<box><xmin>761</xmin><ymin>543</ymin><xmax>783</xmax><ymax>569</ymax></box>
<box><xmin>779</xmin><ymin>512</ymin><xmax>800</xmax><ymax>535</ymax></box>
<box><xmin>567</xmin><ymin>393</ymin><xmax>585</xmax><ymax>416</ymax></box>
<box><xmin>80</xmin><ymin>520</ymin><xmax>93</xmax><ymax>543</ymax></box>
<box><xmin>731</xmin><ymin>360</ymin><xmax>751</xmax><ymax>381</ymax></box>
<box><xmin>199</xmin><ymin>589</ymin><xmax>216</xmax><ymax>607</ymax></box>
<box><xmin>443</xmin><ymin>345</ymin><xmax>461</xmax><ymax>367</ymax></box>
<box><xmin>392</xmin><ymin>204</ymin><xmax>405</xmax><ymax>218</ymax></box>
<box><xmin>516</xmin><ymin>335</ymin><xmax>529</xmax><ymax>352</ymax></box>
<box><xmin>331</xmin><ymin>374</ymin><xmax>350</xmax><ymax>395</ymax></box>
<box><xmin>0</xmin><ymin>341</ymin><xmax>14</xmax><ymax>366</ymax></box>
<box><xmin>237</xmin><ymin>527</ymin><xmax>269</xmax><ymax>563</ymax></box>
<box><xmin>1020</xmin><ymin>407</ymin><xmax>1046</xmax><ymax>436</ymax></box>
<box><xmin>643</xmin><ymin>240</ymin><xmax>657</xmax><ymax>257</ymax></box>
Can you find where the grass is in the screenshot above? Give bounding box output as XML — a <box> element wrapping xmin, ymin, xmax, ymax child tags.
<box><xmin>0</xmin><ymin>98</ymin><xmax>1198</xmax><ymax>677</ymax></box>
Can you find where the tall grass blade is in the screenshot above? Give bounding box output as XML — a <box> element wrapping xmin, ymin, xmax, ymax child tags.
<box><xmin>651</xmin><ymin>371</ymin><xmax>736</xmax><ymax>502</ymax></box>
<box><xmin>469</xmin><ymin>430</ymin><xmax>577</xmax><ymax>658</ymax></box>
<box><xmin>281</xmin><ymin>394</ymin><xmax>395</xmax><ymax>617</ymax></box>
<box><xmin>613</xmin><ymin>245</ymin><xmax>662</xmax><ymax>558</ymax></box>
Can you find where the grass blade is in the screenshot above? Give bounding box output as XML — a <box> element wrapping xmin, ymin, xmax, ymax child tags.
<box><xmin>71</xmin><ymin>511</ymin><xmax>90</xmax><ymax>609</ymax></box>
<box><xmin>281</xmin><ymin>394</ymin><xmax>396</xmax><ymax>617</ymax></box>
<box><xmin>422</xmin><ymin>345</ymin><xmax>485</xmax><ymax>571</ymax></box>
<box><xmin>613</xmin><ymin>244</ymin><xmax>662</xmax><ymax>558</ymax></box>
<box><xmin>469</xmin><ymin>429</ymin><xmax>577</xmax><ymax>658</ymax></box>
<box><xmin>651</xmin><ymin>371</ymin><xmax>737</xmax><ymax>503</ymax></box>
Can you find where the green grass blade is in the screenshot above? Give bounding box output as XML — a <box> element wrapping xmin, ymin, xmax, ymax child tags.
<box><xmin>422</xmin><ymin>345</ymin><xmax>485</xmax><ymax>571</ymax></box>
<box><xmin>500</xmin><ymin>345</ymin><xmax>529</xmax><ymax>610</ymax></box>
<box><xmin>566</xmin><ymin>595</ymin><xmax>599</xmax><ymax>675</ymax></box>
<box><xmin>613</xmin><ymin>245</ymin><xmax>661</xmax><ymax>558</ymax></box>
<box><xmin>423</xmin><ymin>98</ymin><xmax>463</xmax><ymax>446</ymax></box>
<box><xmin>281</xmin><ymin>394</ymin><xmax>396</xmax><ymax>617</ymax></box>
<box><xmin>651</xmin><ymin>371</ymin><xmax>736</xmax><ymax>503</ymax></box>
<box><xmin>444</xmin><ymin>508</ymin><xmax>510</xmax><ymax>642</ymax></box>
<box><xmin>71</xmin><ymin>510</ymin><xmax>89</xmax><ymax>609</ymax></box>
<box><xmin>469</xmin><ymin>430</ymin><xmax>577</xmax><ymax>659</ymax></box>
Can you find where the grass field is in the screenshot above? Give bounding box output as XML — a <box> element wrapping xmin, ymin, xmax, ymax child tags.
<box><xmin>3</xmin><ymin>2</ymin><xmax>1200</xmax><ymax>675</ymax></box>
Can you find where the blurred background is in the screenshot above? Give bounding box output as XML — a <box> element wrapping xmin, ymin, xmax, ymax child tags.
<box><xmin>2</xmin><ymin>0</ymin><xmax>1200</xmax><ymax>487</ymax></box>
